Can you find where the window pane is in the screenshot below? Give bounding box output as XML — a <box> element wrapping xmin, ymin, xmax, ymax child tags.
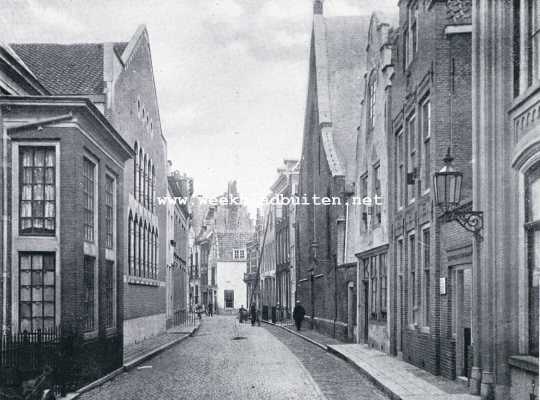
<box><xmin>529</xmin><ymin>175</ymin><xmax>540</xmax><ymax>221</ymax></box>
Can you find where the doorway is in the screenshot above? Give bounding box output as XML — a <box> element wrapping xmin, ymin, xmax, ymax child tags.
<box><xmin>347</xmin><ymin>282</ymin><xmax>356</xmax><ymax>341</ymax></box>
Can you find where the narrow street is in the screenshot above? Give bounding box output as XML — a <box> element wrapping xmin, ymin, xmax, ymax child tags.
<box><xmin>79</xmin><ymin>316</ymin><xmax>388</xmax><ymax>400</ymax></box>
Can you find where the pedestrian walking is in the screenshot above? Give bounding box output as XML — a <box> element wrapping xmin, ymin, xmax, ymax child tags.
<box><xmin>196</xmin><ymin>304</ymin><xmax>203</xmax><ymax>320</ymax></box>
<box><xmin>250</xmin><ymin>303</ymin><xmax>257</xmax><ymax>326</ymax></box>
<box><xmin>208</xmin><ymin>302</ymin><xmax>213</xmax><ymax>317</ymax></box>
<box><xmin>293</xmin><ymin>300</ymin><xmax>305</xmax><ymax>331</ymax></box>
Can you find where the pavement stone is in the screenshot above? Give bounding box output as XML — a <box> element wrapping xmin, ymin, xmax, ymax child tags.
<box><xmin>78</xmin><ymin>316</ymin><xmax>326</xmax><ymax>400</ymax></box>
<box><xmin>327</xmin><ymin>344</ymin><xmax>480</xmax><ymax>400</ymax></box>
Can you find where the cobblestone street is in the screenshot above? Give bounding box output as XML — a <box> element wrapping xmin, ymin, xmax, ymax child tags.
<box><xmin>78</xmin><ymin>316</ymin><xmax>388</xmax><ymax>400</ymax></box>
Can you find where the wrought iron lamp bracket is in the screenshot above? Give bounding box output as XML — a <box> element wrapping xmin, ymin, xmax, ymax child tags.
<box><xmin>443</xmin><ymin>209</ymin><xmax>484</xmax><ymax>236</ymax></box>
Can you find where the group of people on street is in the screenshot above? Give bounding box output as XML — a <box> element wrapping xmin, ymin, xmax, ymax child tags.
<box><xmin>243</xmin><ymin>300</ymin><xmax>306</xmax><ymax>331</ymax></box>
<box><xmin>195</xmin><ymin>302</ymin><xmax>214</xmax><ymax>320</ymax></box>
<box><xmin>194</xmin><ymin>299</ymin><xmax>307</xmax><ymax>331</ymax></box>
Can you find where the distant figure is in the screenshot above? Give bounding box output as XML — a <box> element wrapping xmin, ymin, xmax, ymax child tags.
<box><xmin>208</xmin><ymin>302</ymin><xmax>214</xmax><ymax>317</ymax></box>
<box><xmin>196</xmin><ymin>304</ymin><xmax>203</xmax><ymax>320</ymax></box>
<box><xmin>293</xmin><ymin>300</ymin><xmax>306</xmax><ymax>331</ymax></box>
<box><xmin>250</xmin><ymin>303</ymin><xmax>257</xmax><ymax>326</ymax></box>
<box><xmin>239</xmin><ymin>305</ymin><xmax>247</xmax><ymax>323</ymax></box>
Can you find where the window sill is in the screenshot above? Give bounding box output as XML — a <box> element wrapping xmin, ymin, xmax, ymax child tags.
<box><xmin>508</xmin><ymin>355</ymin><xmax>538</xmax><ymax>374</ymax></box>
<box><xmin>127</xmin><ymin>276</ymin><xmax>160</xmax><ymax>287</ymax></box>
<box><xmin>83</xmin><ymin>330</ymin><xmax>98</xmax><ymax>340</ymax></box>
<box><xmin>420</xmin><ymin>326</ymin><xmax>430</xmax><ymax>334</ymax></box>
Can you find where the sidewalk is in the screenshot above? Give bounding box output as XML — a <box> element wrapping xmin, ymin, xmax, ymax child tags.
<box><xmin>266</xmin><ymin>321</ymin><xmax>479</xmax><ymax>400</ymax></box>
<box><xmin>61</xmin><ymin>321</ymin><xmax>200</xmax><ymax>400</ymax></box>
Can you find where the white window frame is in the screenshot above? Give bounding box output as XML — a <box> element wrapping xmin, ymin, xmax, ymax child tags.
<box><xmin>420</xmin><ymin>223</ymin><xmax>431</xmax><ymax>330</ymax></box>
<box><xmin>11</xmin><ymin>141</ymin><xmax>61</xmax><ymax>333</ymax></box>
<box><xmin>408</xmin><ymin>230</ymin><xmax>417</xmax><ymax>327</ymax></box>
<box><xmin>104</xmin><ymin>172</ymin><xmax>117</xmax><ymax>332</ymax></box>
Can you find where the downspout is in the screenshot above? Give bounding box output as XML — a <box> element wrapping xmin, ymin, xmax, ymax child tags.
<box><xmin>1</xmin><ymin>108</ymin><xmax>6</xmax><ymax>333</ymax></box>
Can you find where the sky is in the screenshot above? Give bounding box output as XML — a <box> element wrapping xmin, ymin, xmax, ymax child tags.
<box><xmin>1</xmin><ymin>0</ymin><xmax>396</xmax><ymax>215</ymax></box>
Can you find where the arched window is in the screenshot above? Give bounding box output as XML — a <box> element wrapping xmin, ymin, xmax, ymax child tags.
<box><xmin>150</xmin><ymin>227</ymin><xmax>154</xmax><ymax>279</ymax></box>
<box><xmin>134</xmin><ymin>142</ymin><xmax>138</xmax><ymax>201</ymax></box>
<box><xmin>146</xmin><ymin>224</ymin><xmax>151</xmax><ymax>278</ymax></box>
<box><xmin>138</xmin><ymin>219</ymin><xmax>143</xmax><ymax>277</ymax></box>
<box><xmin>146</xmin><ymin>159</ymin><xmax>151</xmax><ymax>210</ymax></box>
<box><xmin>155</xmin><ymin>229</ymin><xmax>159</xmax><ymax>279</ymax></box>
<box><xmin>367</xmin><ymin>71</ymin><xmax>377</xmax><ymax>131</ymax></box>
<box><xmin>143</xmin><ymin>154</ymin><xmax>148</xmax><ymax>209</ymax></box>
<box><xmin>152</xmin><ymin>166</ymin><xmax>156</xmax><ymax>213</ymax></box>
<box><xmin>134</xmin><ymin>215</ymin><xmax>139</xmax><ymax>277</ymax></box>
<box><xmin>128</xmin><ymin>212</ymin><xmax>133</xmax><ymax>275</ymax></box>
<box><xmin>143</xmin><ymin>222</ymin><xmax>147</xmax><ymax>278</ymax></box>
<box><xmin>138</xmin><ymin>149</ymin><xmax>143</xmax><ymax>204</ymax></box>
<box><xmin>526</xmin><ymin>162</ymin><xmax>540</xmax><ymax>356</ymax></box>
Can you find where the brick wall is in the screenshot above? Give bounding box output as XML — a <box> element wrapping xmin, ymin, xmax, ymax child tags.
<box><xmin>388</xmin><ymin>0</ymin><xmax>472</xmax><ymax>379</ymax></box>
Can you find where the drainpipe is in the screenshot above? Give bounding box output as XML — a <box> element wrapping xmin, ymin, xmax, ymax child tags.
<box><xmin>2</xmin><ymin>109</ymin><xmax>7</xmax><ymax>334</ymax></box>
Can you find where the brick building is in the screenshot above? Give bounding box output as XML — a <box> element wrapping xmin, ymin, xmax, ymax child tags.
<box><xmin>166</xmin><ymin>170</ymin><xmax>193</xmax><ymax>326</ymax></box>
<box><xmin>0</xmin><ymin>93</ymin><xmax>133</xmax><ymax>380</ymax></box>
<box><xmin>387</xmin><ymin>0</ymin><xmax>473</xmax><ymax>383</ymax></box>
<box><xmin>296</xmin><ymin>1</ymin><xmax>369</xmax><ymax>341</ymax></box>
<box><xmin>195</xmin><ymin>182</ymin><xmax>252</xmax><ymax>313</ymax></box>
<box><xmin>346</xmin><ymin>13</ymin><xmax>395</xmax><ymax>349</ymax></box>
<box><xmin>11</xmin><ymin>25</ymin><xmax>171</xmax><ymax>345</ymax></box>
<box><xmin>469</xmin><ymin>0</ymin><xmax>540</xmax><ymax>398</ymax></box>
<box><xmin>258</xmin><ymin>160</ymin><xmax>299</xmax><ymax>320</ymax></box>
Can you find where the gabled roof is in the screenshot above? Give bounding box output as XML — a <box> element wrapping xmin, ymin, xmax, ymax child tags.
<box><xmin>306</xmin><ymin>13</ymin><xmax>370</xmax><ymax>181</ymax></box>
<box><xmin>10</xmin><ymin>43</ymin><xmax>104</xmax><ymax>95</ymax></box>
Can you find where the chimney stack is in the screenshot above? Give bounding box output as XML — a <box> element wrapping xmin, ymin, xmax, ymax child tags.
<box><xmin>314</xmin><ymin>0</ymin><xmax>323</xmax><ymax>15</ymax></box>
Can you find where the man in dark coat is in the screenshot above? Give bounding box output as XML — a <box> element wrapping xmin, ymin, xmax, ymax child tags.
<box><xmin>208</xmin><ymin>302</ymin><xmax>213</xmax><ymax>317</ymax></box>
<box><xmin>293</xmin><ymin>300</ymin><xmax>306</xmax><ymax>331</ymax></box>
<box><xmin>250</xmin><ymin>303</ymin><xmax>257</xmax><ymax>326</ymax></box>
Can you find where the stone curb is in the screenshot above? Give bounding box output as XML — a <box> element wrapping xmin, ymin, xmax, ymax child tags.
<box><xmin>60</xmin><ymin>322</ymin><xmax>200</xmax><ymax>400</ymax></box>
<box><xmin>261</xmin><ymin>320</ymin><xmax>327</xmax><ymax>351</ymax></box>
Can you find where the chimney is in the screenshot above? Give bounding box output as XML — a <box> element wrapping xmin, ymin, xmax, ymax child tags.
<box><xmin>314</xmin><ymin>0</ymin><xmax>323</xmax><ymax>15</ymax></box>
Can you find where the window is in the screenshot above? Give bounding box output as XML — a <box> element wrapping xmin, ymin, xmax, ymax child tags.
<box><xmin>82</xmin><ymin>256</ymin><xmax>96</xmax><ymax>332</ymax></box>
<box><xmin>409</xmin><ymin>233</ymin><xmax>417</xmax><ymax>324</ymax></box>
<box><xmin>373</xmin><ymin>164</ymin><xmax>381</xmax><ymax>225</ymax></box>
<box><xmin>368</xmin><ymin>72</ymin><xmax>377</xmax><ymax>130</ymax></box>
<box><xmin>397</xmin><ymin>238</ymin><xmax>404</xmax><ymax>275</ymax></box>
<box><xmin>396</xmin><ymin>129</ymin><xmax>405</xmax><ymax>208</ymax></box>
<box><xmin>233</xmin><ymin>249</ymin><xmax>246</xmax><ymax>259</ymax></box>
<box><xmin>143</xmin><ymin>155</ymin><xmax>147</xmax><ymax>209</ymax></box>
<box><xmin>104</xmin><ymin>261</ymin><xmax>114</xmax><ymax>328</ymax></box>
<box><xmin>361</xmin><ymin>173</ymin><xmax>369</xmax><ymax>231</ymax></box>
<box><xmin>525</xmin><ymin>162</ymin><xmax>540</xmax><ymax>355</ymax></box>
<box><xmin>128</xmin><ymin>214</ymin><xmax>134</xmax><ymax>275</ymax></box>
<box><xmin>154</xmin><ymin>229</ymin><xmax>158</xmax><ymax>278</ymax></box>
<box><xmin>422</xmin><ymin>227</ymin><xmax>431</xmax><ymax>327</ymax></box>
<box><xmin>138</xmin><ymin>220</ymin><xmax>143</xmax><ymax>276</ymax></box>
<box><xmin>224</xmin><ymin>290</ymin><xmax>234</xmax><ymax>308</ymax></box>
<box><xmin>404</xmin><ymin>0</ymin><xmax>418</xmax><ymax>68</ymax></box>
<box><xmin>151</xmin><ymin>166</ymin><xmax>156</xmax><ymax>213</ymax></box>
<box><xmin>138</xmin><ymin>149</ymin><xmax>143</xmax><ymax>204</ymax></box>
<box><xmin>528</xmin><ymin>0</ymin><xmax>540</xmax><ymax>86</ymax></box>
<box><xmin>20</xmin><ymin>147</ymin><xmax>56</xmax><ymax>235</ymax></box>
<box><xmin>380</xmin><ymin>253</ymin><xmax>387</xmax><ymax>318</ymax></box>
<box><xmin>19</xmin><ymin>253</ymin><xmax>55</xmax><ymax>332</ymax></box>
<box><xmin>146</xmin><ymin>159</ymin><xmax>151</xmax><ymax>210</ymax></box>
<box><xmin>370</xmin><ymin>256</ymin><xmax>377</xmax><ymax>318</ymax></box>
<box><xmin>142</xmin><ymin>223</ymin><xmax>147</xmax><ymax>277</ymax></box>
<box><xmin>408</xmin><ymin>114</ymin><xmax>416</xmax><ymax>203</ymax></box>
<box><xmin>105</xmin><ymin>176</ymin><xmax>114</xmax><ymax>249</ymax></box>
<box><xmin>83</xmin><ymin>158</ymin><xmax>96</xmax><ymax>242</ymax></box>
<box><xmin>421</xmin><ymin>99</ymin><xmax>431</xmax><ymax>191</ymax></box>
<box><xmin>134</xmin><ymin>143</ymin><xmax>139</xmax><ymax>201</ymax></box>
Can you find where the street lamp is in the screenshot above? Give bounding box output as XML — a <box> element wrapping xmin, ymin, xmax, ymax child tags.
<box><xmin>433</xmin><ymin>148</ymin><xmax>483</xmax><ymax>234</ymax></box>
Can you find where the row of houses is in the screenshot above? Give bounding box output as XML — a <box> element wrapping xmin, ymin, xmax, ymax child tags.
<box><xmin>190</xmin><ymin>181</ymin><xmax>253</xmax><ymax>314</ymax></box>
<box><xmin>0</xmin><ymin>26</ymin><xmax>193</xmax><ymax>385</ymax></box>
<box><xmin>250</xmin><ymin>1</ymin><xmax>538</xmax><ymax>399</ymax></box>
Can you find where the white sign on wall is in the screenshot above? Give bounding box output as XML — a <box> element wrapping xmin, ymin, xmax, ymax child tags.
<box><xmin>440</xmin><ymin>277</ymin><xmax>447</xmax><ymax>295</ymax></box>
